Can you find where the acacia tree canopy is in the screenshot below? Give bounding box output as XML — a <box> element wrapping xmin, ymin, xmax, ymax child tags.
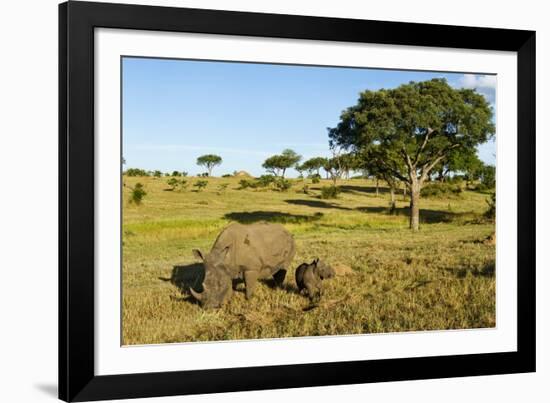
<box><xmin>196</xmin><ymin>154</ymin><xmax>222</xmax><ymax>176</ymax></box>
<box><xmin>328</xmin><ymin>79</ymin><xmax>494</xmax><ymax>230</ymax></box>
<box><xmin>262</xmin><ymin>149</ymin><xmax>302</xmax><ymax>178</ymax></box>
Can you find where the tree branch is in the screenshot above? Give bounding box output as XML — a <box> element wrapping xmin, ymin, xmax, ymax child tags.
<box><xmin>413</xmin><ymin>127</ymin><xmax>434</xmax><ymax>166</ymax></box>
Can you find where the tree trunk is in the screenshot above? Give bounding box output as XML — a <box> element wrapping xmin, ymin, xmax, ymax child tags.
<box><xmin>409</xmin><ymin>182</ymin><xmax>420</xmax><ymax>231</ymax></box>
<box><xmin>389</xmin><ymin>186</ymin><xmax>396</xmax><ymax>214</ymax></box>
<box><xmin>403</xmin><ymin>183</ymin><xmax>407</xmax><ymax>199</ymax></box>
<box><xmin>208</xmin><ymin>167</ymin><xmax>212</xmax><ymax>177</ymax></box>
<box><xmin>281</xmin><ymin>168</ymin><xmax>286</xmax><ymax>179</ymax></box>
<box><xmin>375</xmin><ymin>178</ymin><xmax>379</xmax><ymax>196</ymax></box>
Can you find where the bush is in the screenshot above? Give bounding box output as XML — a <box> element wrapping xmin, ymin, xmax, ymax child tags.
<box><xmin>320</xmin><ymin>185</ymin><xmax>341</xmax><ymax>199</ymax></box>
<box><xmin>420</xmin><ymin>182</ymin><xmax>462</xmax><ymax>198</ymax></box>
<box><xmin>193</xmin><ymin>180</ymin><xmax>208</xmax><ymax>191</ymax></box>
<box><xmin>167</xmin><ymin>178</ymin><xmax>187</xmax><ymax>191</ymax></box>
<box><xmin>485</xmin><ymin>192</ymin><xmax>496</xmax><ymax>221</ymax></box>
<box><xmin>238</xmin><ymin>179</ymin><xmax>257</xmax><ymax>189</ymax></box>
<box><xmin>153</xmin><ymin>170</ymin><xmax>162</xmax><ymax>178</ymax></box>
<box><xmin>129</xmin><ymin>183</ymin><xmax>146</xmax><ymax>205</ymax></box>
<box><xmin>221</xmin><ymin>174</ymin><xmax>232</xmax><ymax>178</ymax></box>
<box><xmin>275</xmin><ymin>178</ymin><xmax>292</xmax><ymax>192</ymax></box>
<box><xmin>217</xmin><ymin>183</ymin><xmax>229</xmax><ymax>194</ymax></box>
<box><xmin>125</xmin><ymin>168</ymin><xmax>149</xmax><ymax>177</ymax></box>
<box><xmin>257</xmin><ymin>175</ymin><xmax>275</xmax><ymax>187</ymax></box>
<box><xmin>171</xmin><ymin>171</ymin><xmax>181</xmax><ymax>177</ymax></box>
<box><xmin>311</xmin><ymin>176</ymin><xmax>321</xmax><ymax>184</ymax></box>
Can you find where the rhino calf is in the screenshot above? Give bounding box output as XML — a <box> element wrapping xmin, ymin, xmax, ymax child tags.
<box><xmin>295</xmin><ymin>259</ymin><xmax>335</xmax><ymax>303</ymax></box>
<box><xmin>190</xmin><ymin>222</ymin><xmax>295</xmax><ymax>308</ymax></box>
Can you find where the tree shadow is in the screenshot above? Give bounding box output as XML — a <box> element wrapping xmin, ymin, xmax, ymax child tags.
<box><xmin>224</xmin><ymin>211</ymin><xmax>323</xmax><ymax>224</ymax></box>
<box><xmin>284</xmin><ymin>199</ymin><xmax>351</xmax><ymax>210</ymax></box>
<box><xmin>339</xmin><ymin>185</ymin><xmax>389</xmax><ymax>195</ymax></box>
<box><xmin>159</xmin><ymin>263</ymin><xmax>205</xmax><ymax>296</ymax></box>
<box><xmin>356</xmin><ymin>206</ymin><xmax>463</xmax><ymax>224</ymax></box>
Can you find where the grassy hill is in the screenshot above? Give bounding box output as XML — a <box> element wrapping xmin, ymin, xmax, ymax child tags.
<box><xmin>122</xmin><ymin>175</ymin><xmax>495</xmax><ymax>345</ymax></box>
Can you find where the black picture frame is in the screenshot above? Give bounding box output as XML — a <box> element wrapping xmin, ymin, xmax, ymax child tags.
<box><xmin>59</xmin><ymin>1</ymin><xmax>536</xmax><ymax>401</ymax></box>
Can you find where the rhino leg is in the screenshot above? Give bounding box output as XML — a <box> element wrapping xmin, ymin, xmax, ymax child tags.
<box><xmin>306</xmin><ymin>282</ymin><xmax>321</xmax><ymax>303</ymax></box>
<box><xmin>272</xmin><ymin>268</ymin><xmax>287</xmax><ymax>288</ymax></box>
<box><xmin>244</xmin><ymin>270</ymin><xmax>259</xmax><ymax>300</ymax></box>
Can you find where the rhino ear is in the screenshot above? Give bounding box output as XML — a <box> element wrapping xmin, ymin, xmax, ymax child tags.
<box><xmin>192</xmin><ymin>249</ymin><xmax>204</xmax><ymax>261</ymax></box>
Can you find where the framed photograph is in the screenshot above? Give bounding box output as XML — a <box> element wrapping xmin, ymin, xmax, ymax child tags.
<box><xmin>59</xmin><ymin>1</ymin><xmax>535</xmax><ymax>401</ymax></box>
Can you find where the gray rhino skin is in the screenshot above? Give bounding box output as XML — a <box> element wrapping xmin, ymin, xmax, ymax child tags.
<box><xmin>295</xmin><ymin>259</ymin><xmax>335</xmax><ymax>303</ymax></box>
<box><xmin>190</xmin><ymin>222</ymin><xmax>296</xmax><ymax>308</ymax></box>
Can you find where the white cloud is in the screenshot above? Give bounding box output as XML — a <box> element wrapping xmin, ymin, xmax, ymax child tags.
<box><xmin>457</xmin><ymin>74</ymin><xmax>496</xmax><ymax>104</ymax></box>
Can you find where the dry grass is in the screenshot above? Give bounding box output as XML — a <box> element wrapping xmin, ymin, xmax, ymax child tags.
<box><xmin>122</xmin><ymin>176</ymin><xmax>495</xmax><ymax>345</ymax></box>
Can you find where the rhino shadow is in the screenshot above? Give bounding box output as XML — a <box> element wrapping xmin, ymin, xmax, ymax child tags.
<box><xmin>160</xmin><ymin>263</ymin><xmax>205</xmax><ymax>295</ymax></box>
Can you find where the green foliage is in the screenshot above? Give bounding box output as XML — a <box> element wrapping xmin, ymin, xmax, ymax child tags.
<box><xmin>310</xmin><ymin>174</ymin><xmax>321</xmax><ymax>183</ymax></box>
<box><xmin>320</xmin><ymin>185</ymin><xmax>341</xmax><ymax>199</ymax></box>
<box><xmin>196</xmin><ymin>154</ymin><xmax>222</xmax><ymax>176</ymax></box>
<box><xmin>485</xmin><ymin>192</ymin><xmax>496</xmax><ymax>221</ymax></box>
<box><xmin>221</xmin><ymin>174</ymin><xmax>232</xmax><ymax>178</ymax></box>
<box><xmin>480</xmin><ymin>165</ymin><xmax>496</xmax><ymax>189</ymax></box>
<box><xmin>262</xmin><ymin>149</ymin><xmax>302</xmax><ymax>178</ymax></box>
<box><xmin>129</xmin><ymin>182</ymin><xmax>147</xmax><ymax>205</ymax></box>
<box><xmin>153</xmin><ymin>170</ymin><xmax>162</xmax><ymax>178</ymax></box>
<box><xmin>274</xmin><ymin>178</ymin><xmax>292</xmax><ymax>192</ymax></box>
<box><xmin>193</xmin><ymin>180</ymin><xmax>208</xmax><ymax>192</ymax></box>
<box><xmin>256</xmin><ymin>175</ymin><xmax>276</xmax><ymax>187</ymax></box>
<box><xmin>171</xmin><ymin>171</ymin><xmax>182</xmax><ymax>177</ymax></box>
<box><xmin>300</xmin><ymin>157</ymin><xmax>328</xmax><ymax>176</ymax></box>
<box><xmin>167</xmin><ymin>178</ymin><xmax>188</xmax><ymax>191</ymax></box>
<box><xmin>238</xmin><ymin>179</ymin><xmax>257</xmax><ymax>189</ymax></box>
<box><xmin>217</xmin><ymin>183</ymin><xmax>229</xmax><ymax>194</ymax></box>
<box><xmin>421</xmin><ymin>182</ymin><xmax>463</xmax><ymax>198</ymax></box>
<box><xmin>125</xmin><ymin>168</ymin><xmax>149</xmax><ymax>177</ymax></box>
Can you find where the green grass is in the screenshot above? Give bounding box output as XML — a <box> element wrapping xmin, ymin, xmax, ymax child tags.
<box><xmin>122</xmin><ymin>176</ymin><xmax>495</xmax><ymax>345</ymax></box>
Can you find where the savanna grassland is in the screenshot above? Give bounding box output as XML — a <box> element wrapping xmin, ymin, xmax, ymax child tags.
<box><xmin>122</xmin><ymin>175</ymin><xmax>495</xmax><ymax>345</ymax></box>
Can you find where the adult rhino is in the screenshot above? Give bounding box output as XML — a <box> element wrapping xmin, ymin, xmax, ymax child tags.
<box><xmin>190</xmin><ymin>222</ymin><xmax>296</xmax><ymax>308</ymax></box>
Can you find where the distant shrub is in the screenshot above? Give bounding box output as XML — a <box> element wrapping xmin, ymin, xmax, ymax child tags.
<box><xmin>421</xmin><ymin>182</ymin><xmax>462</xmax><ymax>198</ymax></box>
<box><xmin>473</xmin><ymin>183</ymin><xmax>490</xmax><ymax>192</ymax></box>
<box><xmin>485</xmin><ymin>192</ymin><xmax>496</xmax><ymax>221</ymax></box>
<box><xmin>197</xmin><ymin>172</ymin><xmax>209</xmax><ymax>177</ymax></box>
<box><xmin>217</xmin><ymin>183</ymin><xmax>229</xmax><ymax>194</ymax></box>
<box><xmin>311</xmin><ymin>176</ymin><xmax>320</xmax><ymax>184</ymax></box>
<box><xmin>153</xmin><ymin>170</ymin><xmax>162</xmax><ymax>178</ymax></box>
<box><xmin>171</xmin><ymin>171</ymin><xmax>181</xmax><ymax>177</ymax></box>
<box><xmin>129</xmin><ymin>183</ymin><xmax>147</xmax><ymax>205</ymax></box>
<box><xmin>221</xmin><ymin>174</ymin><xmax>232</xmax><ymax>178</ymax></box>
<box><xmin>238</xmin><ymin>179</ymin><xmax>257</xmax><ymax>189</ymax></box>
<box><xmin>320</xmin><ymin>185</ymin><xmax>341</xmax><ymax>199</ymax></box>
<box><xmin>167</xmin><ymin>178</ymin><xmax>187</xmax><ymax>191</ymax></box>
<box><xmin>193</xmin><ymin>180</ymin><xmax>208</xmax><ymax>192</ymax></box>
<box><xmin>275</xmin><ymin>178</ymin><xmax>292</xmax><ymax>192</ymax></box>
<box><xmin>257</xmin><ymin>175</ymin><xmax>276</xmax><ymax>187</ymax></box>
<box><xmin>480</xmin><ymin>165</ymin><xmax>496</xmax><ymax>189</ymax></box>
<box><xmin>125</xmin><ymin>168</ymin><xmax>149</xmax><ymax>177</ymax></box>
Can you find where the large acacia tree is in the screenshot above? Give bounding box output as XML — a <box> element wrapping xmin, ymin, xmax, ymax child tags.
<box><xmin>329</xmin><ymin>79</ymin><xmax>494</xmax><ymax>231</ymax></box>
<box><xmin>196</xmin><ymin>154</ymin><xmax>222</xmax><ymax>176</ymax></box>
<box><xmin>262</xmin><ymin>149</ymin><xmax>302</xmax><ymax>178</ymax></box>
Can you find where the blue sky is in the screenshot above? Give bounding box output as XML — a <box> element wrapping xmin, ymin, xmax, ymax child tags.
<box><xmin>122</xmin><ymin>57</ymin><xmax>496</xmax><ymax>178</ymax></box>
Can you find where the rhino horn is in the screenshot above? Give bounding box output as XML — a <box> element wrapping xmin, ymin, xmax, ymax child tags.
<box><xmin>189</xmin><ymin>288</ymin><xmax>202</xmax><ymax>301</ymax></box>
